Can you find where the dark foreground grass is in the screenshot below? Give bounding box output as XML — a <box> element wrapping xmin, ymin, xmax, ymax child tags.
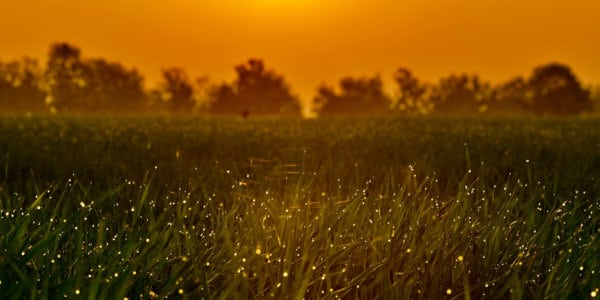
<box><xmin>0</xmin><ymin>116</ymin><xmax>599</xmax><ymax>299</ymax></box>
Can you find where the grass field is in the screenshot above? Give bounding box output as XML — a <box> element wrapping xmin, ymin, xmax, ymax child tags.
<box><xmin>0</xmin><ymin>116</ymin><xmax>599</xmax><ymax>299</ymax></box>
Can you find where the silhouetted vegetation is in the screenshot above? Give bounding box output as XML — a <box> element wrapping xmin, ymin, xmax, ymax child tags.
<box><xmin>527</xmin><ymin>63</ymin><xmax>592</xmax><ymax>115</ymax></box>
<box><xmin>393</xmin><ymin>68</ymin><xmax>431</xmax><ymax>114</ymax></box>
<box><xmin>157</xmin><ymin>67</ymin><xmax>196</xmax><ymax>113</ymax></box>
<box><xmin>488</xmin><ymin>77</ymin><xmax>530</xmax><ymax>115</ymax></box>
<box><xmin>79</xmin><ymin>58</ymin><xmax>147</xmax><ymax>113</ymax></box>
<box><xmin>44</xmin><ymin>43</ymin><xmax>83</xmax><ymax>112</ymax></box>
<box><xmin>429</xmin><ymin>74</ymin><xmax>491</xmax><ymax>114</ymax></box>
<box><xmin>0</xmin><ymin>58</ymin><xmax>47</xmax><ymax>114</ymax></box>
<box><xmin>207</xmin><ymin>59</ymin><xmax>301</xmax><ymax>117</ymax></box>
<box><xmin>0</xmin><ymin>42</ymin><xmax>598</xmax><ymax>117</ymax></box>
<box><xmin>314</xmin><ymin>76</ymin><xmax>392</xmax><ymax>116</ymax></box>
<box><xmin>322</xmin><ymin>64</ymin><xmax>595</xmax><ymax>117</ymax></box>
<box><xmin>45</xmin><ymin>43</ymin><xmax>146</xmax><ymax>113</ymax></box>
<box><xmin>592</xmin><ymin>86</ymin><xmax>600</xmax><ymax>112</ymax></box>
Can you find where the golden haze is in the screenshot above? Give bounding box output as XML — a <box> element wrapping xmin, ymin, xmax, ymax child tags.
<box><xmin>1</xmin><ymin>0</ymin><xmax>599</xmax><ymax>102</ymax></box>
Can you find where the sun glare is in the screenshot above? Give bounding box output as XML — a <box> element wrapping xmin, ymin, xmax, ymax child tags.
<box><xmin>254</xmin><ymin>0</ymin><xmax>318</xmax><ymax>8</ymax></box>
<box><xmin>249</xmin><ymin>0</ymin><xmax>327</xmax><ymax>15</ymax></box>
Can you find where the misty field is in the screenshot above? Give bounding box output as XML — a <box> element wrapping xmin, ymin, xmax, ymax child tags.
<box><xmin>0</xmin><ymin>116</ymin><xmax>599</xmax><ymax>299</ymax></box>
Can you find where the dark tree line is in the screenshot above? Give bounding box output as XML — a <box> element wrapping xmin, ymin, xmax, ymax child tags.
<box><xmin>314</xmin><ymin>76</ymin><xmax>392</xmax><ymax>117</ymax></box>
<box><xmin>314</xmin><ymin>63</ymin><xmax>596</xmax><ymax>116</ymax></box>
<box><xmin>0</xmin><ymin>58</ymin><xmax>47</xmax><ymax>113</ymax></box>
<box><xmin>45</xmin><ymin>43</ymin><xmax>147</xmax><ymax>113</ymax></box>
<box><xmin>0</xmin><ymin>42</ymin><xmax>598</xmax><ymax>116</ymax></box>
<box><xmin>1</xmin><ymin>43</ymin><xmax>301</xmax><ymax>116</ymax></box>
<box><xmin>207</xmin><ymin>59</ymin><xmax>301</xmax><ymax>116</ymax></box>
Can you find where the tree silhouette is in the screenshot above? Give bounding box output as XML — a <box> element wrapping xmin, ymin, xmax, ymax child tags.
<box><xmin>78</xmin><ymin>58</ymin><xmax>147</xmax><ymax>113</ymax></box>
<box><xmin>314</xmin><ymin>76</ymin><xmax>392</xmax><ymax>117</ymax></box>
<box><xmin>207</xmin><ymin>59</ymin><xmax>301</xmax><ymax>116</ymax></box>
<box><xmin>429</xmin><ymin>74</ymin><xmax>491</xmax><ymax>114</ymax></box>
<box><xmin>44</xmin><ymin>43</ymin><xmax>148</xmax><ymax>113</ymax></box>
<box><xmin>159</xmin><ymin>67</ymin><xmax>195</xmax><ymax>113</ymax></box>
<box><xmin>393</xmin><ymin>68</ymin><xmax>431</xmax><ymax>114</ymax></box>
<box><xmin>7</xmin><ymin>41</ymin><xmax>597</xmax><ymax>117</ymax></box>
<box><xmin>0</xmin><ymin>58</ymin><xmax>47</xmax><ymax>113</ymax></box>
<box><xmin>45</xmin><ymin>43</ymin><xmax>86</xmax><ymax>112</ymax></box>
<box><xmin>527</xmin><ymin>63</ymin><xmax>591</xmax><ymax>115</ymax></box>
<box><xmin>591</xmin><ymin>86</ymin><xmax>600</xmax><ymax>114</ymax></box>
<box><xmin>488</xmin><ymin>77</ymin><xmax>530</xmax><ymax>115</ymax></box>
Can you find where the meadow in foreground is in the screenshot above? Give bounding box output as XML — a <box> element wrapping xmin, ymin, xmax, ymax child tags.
<box><xmin>0</xmin><ymin>116</ymin><xmax>598</xmax><ymax>299</ymax></box>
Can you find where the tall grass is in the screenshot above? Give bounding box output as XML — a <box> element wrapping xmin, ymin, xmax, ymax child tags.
<box><xmin>0</xmin><ymin>116</ymin><xmax>598</xmax><ymax>298</ymax></box>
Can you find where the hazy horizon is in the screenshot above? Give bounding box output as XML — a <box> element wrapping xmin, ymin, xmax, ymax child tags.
<box><xmin>2</xmin><ymin>0</ymin><xmax>600</xmax><ymax>102</ymax></box>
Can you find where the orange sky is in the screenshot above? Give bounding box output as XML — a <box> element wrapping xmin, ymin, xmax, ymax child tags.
<box><xmin>1</xmin><ymin>0</ymin><xmax>599</xmax><ymax>102</ymax></box>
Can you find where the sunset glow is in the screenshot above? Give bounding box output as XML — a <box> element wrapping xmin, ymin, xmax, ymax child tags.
<box><xmin>1</xmin><ymin>1</ymin><xmax>599</xmax><ymax>298</ymax></box>
<box><xmin>1</xmin><ymin>0</ymin><xmax>599</xmax><ymax>101</ymax></box>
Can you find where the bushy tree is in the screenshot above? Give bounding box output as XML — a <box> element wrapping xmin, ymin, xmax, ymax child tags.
<box><xmin>45</xmin><ymin>42</ymin><xmax>148</xmax><ymax>113</ymax></box>
<box><xmin>429</xmin><ymin>74</ymin><xmax>491</xmax><ymax>114</ymax></box>
<box><xmin>158</xmin><ymin>67</ymin><xmax>195</xmax><ymax>113</ymax></box>
<box><xmin>44</xmin><ymin>43</ymin><xmax>86</xmax><ymax>112</ymax></box>
<box><xmin>487</xmin><ymin>77</ymin><xmax>530</xmax><ymax>115</ymax></box>
<box><xmin>77</xmin><ymin>59</ymin><xmax>147</xmax><ymax>113</ymax></box>
<box><xmin>590</xmin><ymin>85</ymin><xmax>600</xmax><ymax>114</ymax></box>
<box><xmin>527</xmin><ymin>63</ymin><xmax>591</xmax><ymax>115</ymax></box>
<box><xmin>207</xmin><ymin>59</ymin><xmax>301</xmax><ymax>117</ymax></box>
<box><xmin>393</xmin><ymin>68</ymin><xmax>431</xmax><ymax>114</ymax></box>
<box><xmin>314</xmin><ymin>76</ymin><xmax>392</xmax><ymax>117</ymax></box>
<box><xmin>0</xmin><ymin>58</ymin><xmax>47</xmax><ymax>113</ymax></box>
